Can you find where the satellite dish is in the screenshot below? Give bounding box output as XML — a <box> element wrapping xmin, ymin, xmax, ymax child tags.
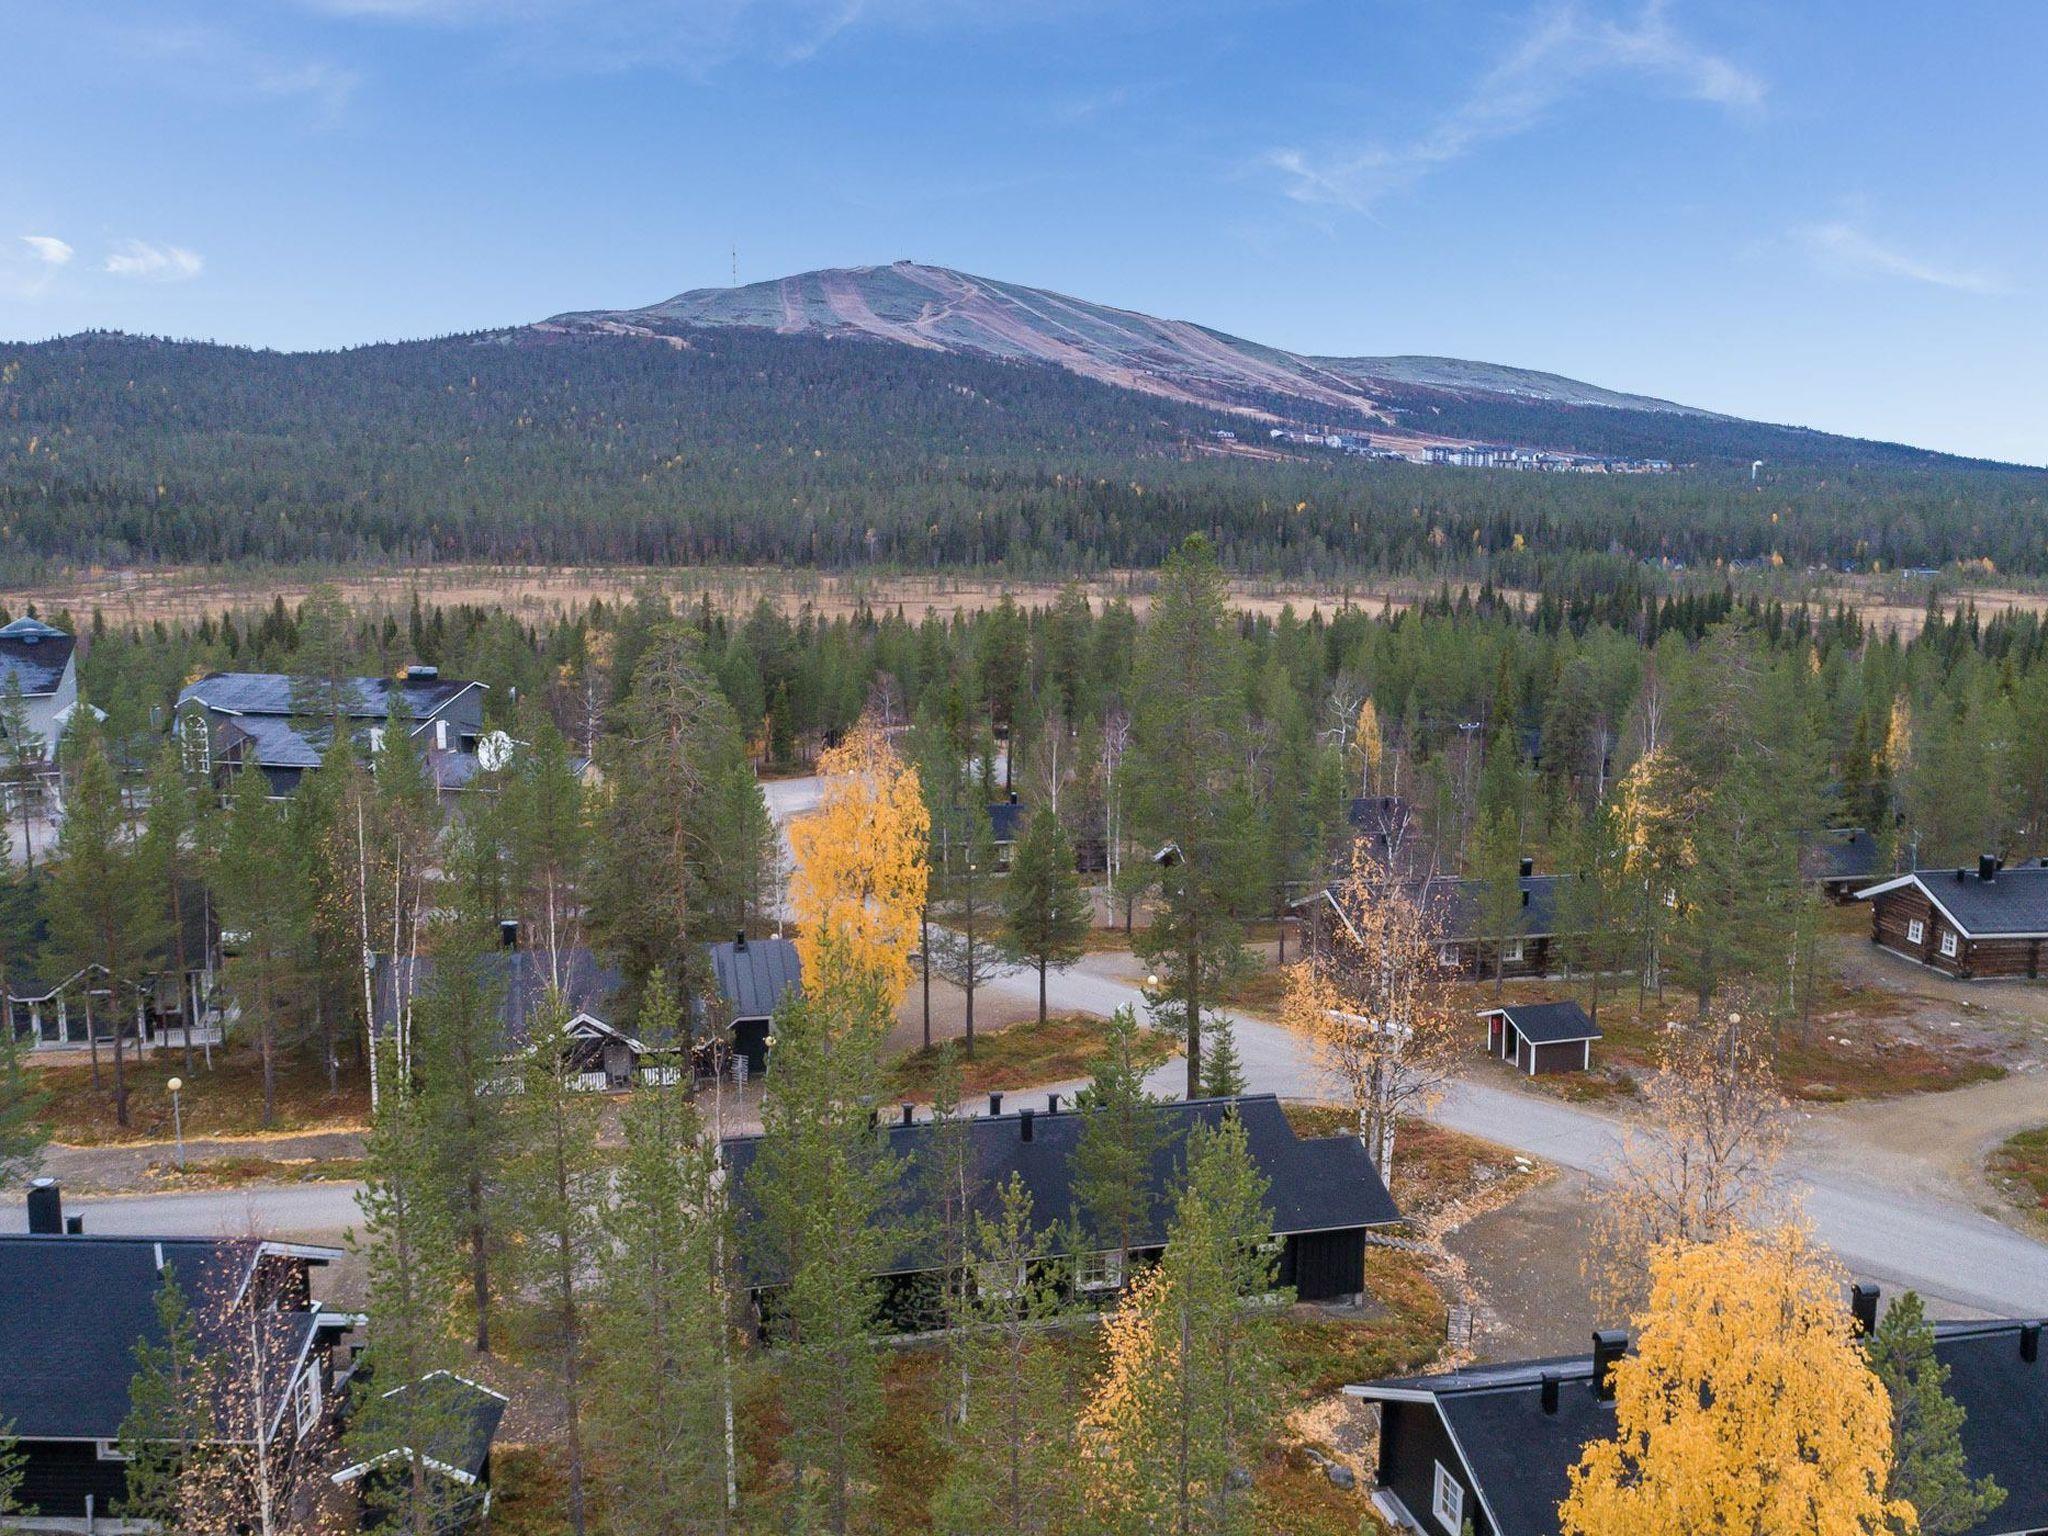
<box><xmin>478</xmin><ymin>730</ymin><xmax>515</xmax><ymax>771</ymax></box>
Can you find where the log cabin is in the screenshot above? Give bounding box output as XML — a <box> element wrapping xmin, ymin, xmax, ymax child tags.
<box><xmin>1857</xmin><ymin>857</ymin><xmax>2048</xmax><ymax>979</ymax></box>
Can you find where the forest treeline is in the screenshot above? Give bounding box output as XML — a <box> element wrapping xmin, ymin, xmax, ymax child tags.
<box><xmin>2</xmin><ymin>329</ymin><xmax>2044</xmax><ymax>577</ymax></box>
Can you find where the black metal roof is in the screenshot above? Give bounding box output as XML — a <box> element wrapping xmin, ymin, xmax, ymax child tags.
<box><xmin>178</xmin><ymin>670</ymin><xmax>478</xmax><ymax>723</ymax></box>
<box><xmin>1346</xmin><ymin>795</ymin><xmax>1411</xmax><ymax>838</ymax></box>
<box><xmin>706</xmin><ymin>936</ymin><xmax>803</xmax><ymax>1021</ymax></box>
<box><xmin>723</xmin><ymin>1093</ymin><xmax>1400</xmax><ymax>1285</ymax></box>
<box><xmin>1314</xmin><ymin>871</ymin><xmax>1582</xmax><ymax>943</ymax></box>
<box><xmin>0</xmin><ymin>1234</ymin><xmax>322</xmax><ymax>1440</ymax></box>
<box><xmin>1353</xmin><ymin>1319</ymin><xmax>2048</xmax><ymax>1536</ymax></box>
<box><xmin>1482</xmin><ymin>1000</ymin><xmax>1600</xmax><ymax>1045</ymax></box>
<box><xmin>372</xmin><ymin>946</ymin><xmax>626</xmax><ymax>1052</ymax></box>
<box><xmin>1802</xmin><ymin>827</ymin><xmax>1883</xmax><ymax>884</ymax></box>
<box><xmin>335</xmin><ymin>1372</ymin><xmax>508</xmax><ymax>1486</ymax></box>
<box><xmin>0</xmin><ymin>618</ymin><xmax>74</xmax><ymax>697</ymax></box>
<box><xmin>1865</xmin><ymin>865</ymin><xmax>2048</xmax><ymax>939</ymax></box>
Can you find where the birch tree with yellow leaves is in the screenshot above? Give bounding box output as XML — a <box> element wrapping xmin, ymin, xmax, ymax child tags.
<box><xmin>1279</xmin><ymin>844</ymin><xmax>1464</xmax><ymax>1179</ymax></box>
<box><xmin>1562</xmin><ymin>1223</ymin><xmax>1910</xmax><ymax>1536</ymax></box>
<box><xmin>789</xmin><ymin>715</ymin><xmax>930</xmax><ymax>1002</ymax></box>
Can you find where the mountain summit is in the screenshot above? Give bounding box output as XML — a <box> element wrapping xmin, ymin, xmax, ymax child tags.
<box><xmin>542</xmin><ymin>260</ymin><xmax>1711</xmax><ymax>428</ymax></box>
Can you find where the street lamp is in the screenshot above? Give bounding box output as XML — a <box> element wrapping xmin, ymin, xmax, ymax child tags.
<box><xmin>166</xmin><ymin>1077</ymin><xmax>186</xmax><ymax>1173</ymax></box>
<box><xmin>1145</xmin><ymin>974</ymin><xmax>1159</xmax><ymax>989</ymax></box>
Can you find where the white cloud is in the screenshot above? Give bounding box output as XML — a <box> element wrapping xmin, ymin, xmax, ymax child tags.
<box><xmin>20</xmin><ymin>236</ymin><xmax>74</xmax><ymax>267</ymax></box>
<box><xmin>1265</xmin><ymin>0</ymin><xmax>1763</xmax><ymax>210</ymax></box>
<box><xmin>103</xmin><ymin>241</ymin><xmax>205</xmax><ymax>282</ymax></box>
<box><xmin>108</xmin><ymin>25</ymin><xmax>358</xmax><ymax>118</ymax></box>
<box><xmin>1795</xmin><ymin>221</ymin><xmax>2007</xmax><ymax>296</ymax></box>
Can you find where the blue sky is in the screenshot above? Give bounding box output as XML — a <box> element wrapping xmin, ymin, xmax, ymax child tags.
<box><xmin>4</xmin><ymin>0</ymin><xmax>2043</xmax><ymax>463</ymax></box>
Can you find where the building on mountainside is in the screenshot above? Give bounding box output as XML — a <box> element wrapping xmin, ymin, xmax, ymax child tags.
<box><xmin>1293</xmin><ymin>862</ymin><xmax>1591</xmax><ymax>980</ymax></box>
<box><xmin>174</xmin><ymin>666</ymin><xmax>488</xmax><ymax>800</ymax></box>
<box><xmin>1476</xmin><ymin>1000</ymin><xmax>1600</xmax><ymax>1075</ymax></box>
<box><xmin>1858</xmin><ymin>857</ymin><xmax>2048</xmax><ymax>979</ymax></box>
<box><xmin>1802</xmin><ymin>825</ymin><xmax>1888</xmax><ymax>903</ymax></box>
<box><xmin>331</xmin><ymin>1370</ymin><xmax>509</xmax><ymax>1531</ymax></box>
<box><xmin>722</xmin><ymin>1092</ymin><xmax>1401</xmax><ymax>1324</ymax></box>
<box><xmin>703</xmin><ymin>933</ymin><xmax>802</xmax><ymax>1077</ymax></box>
<box><xmin>0</xmin><ymin>617</ymin><xmax>84</xmax><ymax>768</ymax></box>
<box><xmin>1349</xmin><ymin>1294</ymin><xmax>2048</xmax><ymax>1536</ymax></box>
<box><xmin>372</xmin><ymin>933</ymin><xmax>657</xmax><ymax>1091</ymax></box>
<box><xmin>0</xmin><ymin>1181</ymin><xmax>352</xmax><ymax>1525</ymax></box>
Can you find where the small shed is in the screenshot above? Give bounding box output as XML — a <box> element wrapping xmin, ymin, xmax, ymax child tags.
<box><xmin>332</xmin><ymin>1370</ymin><xmax>509</xmax><ymax>1533</ymax></box>
<box><xmin>707</xmin><ymin>934</ymin><xmax>804</xmax><ymax>1075</ymax></box>
<box><xmin>1479</xmin><ymin>1000</ymin><xmax>1600</xmax><ymax>1075</ymax></box>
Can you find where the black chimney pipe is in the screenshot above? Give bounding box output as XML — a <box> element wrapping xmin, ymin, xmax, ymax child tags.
<box><xmin>735</xmin><ymin>930</ymin><xmax>748</xmax><ymax>951</ymax></box>
<box><xmin>1019</xmin><ymin>1108</ymin><xmax>1035</xmax><ymax>1143</ymax></box>
<box><xmin>1519</xmin><ymin>856</ymin><xmax>1534</xmax><ymax>878</ymax></box>
<box><xmin>1540</xmin><ymin>1371</ymin><xmax>1560</xmax><ymax>1415</ymax></box>
<box><xmin>26</xmin><ymin>1178</ymin><xmax>62</xmax><ymax>1236</ymax></box>
<box><xmin>1850</xmin><ymin>1283</ymin><xmax>1880</xmax><ymax>1336</ymax></box>
<box><xmin>900</xmin><ymin>1103</ymin><xmax>915</xmax><ymax>1127</ymax></box>
<box><xmin>1592</xmin><ymin>1330</ymin><xmax>1627</xmax><ymax>1400</ymax></box>
<box><xmin>1046</xmin><ymin>1092</ymin><xmax>1062</xmax><ymax>1114</ymax></box>
<box><xmin>498</xmin><ymin>919</ymin><xmax>519</xmax><ymax>950</ymax></box>
<box><xmin>988</xmin><ymin>1092</ymin><xmax>1004</xmax><ymax>1116</ymax></box>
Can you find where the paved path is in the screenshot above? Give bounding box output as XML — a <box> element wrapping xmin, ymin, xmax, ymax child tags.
<box><xmin>990</xmin><ymin>952</ymin><xmax>2048</xmax><ymax>1317</ymax></box>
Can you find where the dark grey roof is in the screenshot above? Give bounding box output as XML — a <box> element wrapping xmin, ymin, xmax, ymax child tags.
<box><xmin>1875</xmin><ymin>865</ymin><xmax>2048</xmax><ymax>938</ymax></box>
<box><xmin>707</xmin><ymin>937</ymin><xmax>803</xmax><ymax>1021</ymax></box>
<box><xmin>1353</xmin><ymin>1319</ymin><xmax>2048</xmax><ymax>1536</ymax></box>
<box><xmin>1319</xmin><ymin>872</ymin><xmax>1581</xmax><ymax>942</ymax></box>
<box><xmin>1347</xmin><ymin>795</ymin><xmax>1411</xmax><ymax>838</ymax></box>
<box><xmin>1803</xmin><ymin>827</ymin><xmax>1882</xmax><ymax>884</ymax></box>
<box><xmin>987</xmin><ymin>798</ymin><xmax>1024</xmax><ymax>844</ymax></box>
<box><xmin>0</xmin><ymin>1234</ymin><xmax>319</xmax><ymax>1440</ymax></box>
<box><xmin>178</xmin><ymin>670</ymin><xmax>478</xmax><ymax>724</ymax></box>
<box><xmin>372</xmin><ymin>946</ymin><xmax>625</xmax><ymax>1052</ymax></box>
<box><xmin>221</xmin><ymin>714</ymin><xmax>326</xmax><ymax>770</ymax></box>
<box><xmin>1485</xmin><ymin>1000</ymin><xmax>1600</xmax><ymax>1045</ymax></box>
<box><xmin>0</xmin><ymin>617</ymin><xmax>74</xmax><ymax>697</ymax></box>
<box><xmin>338</xmin><ymin>1372</ymin><xmax>508</xmax><ymax>1485</ymax></box>
<box><xmin>723</xmin><ymin>1093</ymin><xmax>1401</xmax><ymax>1285</ymax></box>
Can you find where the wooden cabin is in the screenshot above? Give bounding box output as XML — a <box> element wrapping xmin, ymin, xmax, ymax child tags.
<box><xmin>1478</xmin><ymin>1000</ymin><xmax>1601</xmax><ymax>1075</ymax></box>
<box><xmin>1858</xmin><ymin>858</ymin><xmax>2048</xmax><ymax>979</ymax></box>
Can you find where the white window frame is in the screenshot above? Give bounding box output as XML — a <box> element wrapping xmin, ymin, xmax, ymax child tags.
<box><xmin>1940</xmin><ymin>929</ymin><xmax>1960</xmax><ymax>959</ymax></box>
<box><xmin>1906</xmin><ymin>918</ymin><xmax>1925</xmax><ymax>945</ymax></box>
<box><xmin>1075</xmin><ymin>1250</ymin><xmax>1124</xmax><ymax>1293</ymax></box>
<box><xmin>975</xmin><ymin>1260</ymin><xmax>1026</xmax><ymax>1301</ymax></box>
<box><xmin>1437</xmin><ymin>943</ymin><xmax>1459</xmax><ymax>967</ymax></box>
<box><xmin>294</xmin><ymin>1366</ymin><xmax>322</xmax><ymax>1438</ymax></box>
<box><xmin>1431</xmin><ymin>1461</ymin><xmax>1465</xmax><ymax>1533</ymax></box>
<box><xmin>96</xmin><ymin>1439</ymin><xmax>132</xmax><ymax>1462</ymax></box>
<box><xmin>1502</xmin><ymin>938</ymin><xmax>1524</xmax><ymax>964</ymax></box>
<box><xmin>178</xmin><ymin>712</ymin><xmax>211</xmax><ymax>775</ymax></box>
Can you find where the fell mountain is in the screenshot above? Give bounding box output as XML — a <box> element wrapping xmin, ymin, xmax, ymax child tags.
<box><xmin>541</xmin><ymin>260</ymin><xmax>1713</xmax><ymax>434</ymax></box>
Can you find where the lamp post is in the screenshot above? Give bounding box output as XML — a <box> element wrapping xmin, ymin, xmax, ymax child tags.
<box><xmin>166</xmin><ymin>1076</ymin><xmax>186</xmax><ymax>1173</ymax></box>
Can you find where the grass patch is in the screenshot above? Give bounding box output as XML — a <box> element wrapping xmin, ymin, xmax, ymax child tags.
<box><xmin>1218</xmin><ymin>961</ymin><xmax>1291</xmax><ymax>1016</ymax></box>
<box><xmin>887</xmin><ymin>1012</ymin><xmax>1176</xmax><ymax>1100</ymax></box>
<box><xmin>1989</xmin><ymin>1126</ymin><xmax>2048</xmax><ymax>1229</ymax></box>
<box><xmin>1271</xmin><ymin>1251</ymin><xmax>1446</xmax><ymax>1401</ymax></box>
<box><xmin>140</xmin><ymin>1154</ymin><xmax>366</xmax><ymax>1190</ymax></box>
<box><xmin>35</xmin><ymin>1046</ymin><xmax>369</xmax><ymax>1146</ymax></box>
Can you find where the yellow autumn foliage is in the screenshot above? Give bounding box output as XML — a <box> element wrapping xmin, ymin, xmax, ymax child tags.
<box><xmin>788</xmin><ymin>717</ymin><xmax>929</xmax><ymax>1004</ymax></box>
<box><xmin>1562</xmin><ymin>1224</ymin><xmax>1912</xmax><ymax>1536</ymax></box>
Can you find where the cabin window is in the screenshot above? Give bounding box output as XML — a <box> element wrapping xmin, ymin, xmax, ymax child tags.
<box><xmin>1076</xmin><ymin>1251</ymin><xmax>1124</xmax><ymax>1293</ymax></box>
<box><xmin>1940</xmin><ymin>929</ymin><xmax>1960</xmax><ymax>959</ymax></box>
<box><xmin>1431</xmin><ymin>1461</ymin><xmax>1464</xmax><ymax>1533</ymax></box>
<box><xmin>1906</xmin><ymin>918</ymin><xmax>1925</xmax><ymax>945</ymax></box>
<box><xmin>1437</xmin><ymin>944</ymin><xmax>1459</xmax><ymax>967</ymax></box>
<box><xmin>96</xmin><ymin>1440</ymin><xmax>132</xmax><ymax>1462</ymax></box>
<box><xmin>294</xmin><ymin>1368</ymin><xmax>322</xmax><ymax>1438</ymax></box>
<box><xmin>178</xmin><ymin>712</ymin><xmax>210</xmax><ymax>774</ymax></box>
<box><xmin>1502</xmin><ymin>939</ymin><xmax>1524</xmax><ymax>964</ymax></box>
<box><xmin>975</xmin><ymin>1260</ymin><xmax>1026</xmax><ymax>1300</ymax></box>
<box><xmin>368</xmin><ymin>725</ymin><xmax>385</xmax><ymax>754</ymax></box>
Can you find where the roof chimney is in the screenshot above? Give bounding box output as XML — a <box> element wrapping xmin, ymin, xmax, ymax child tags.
<box><xmin>1046</xmin><ymin>1092</ymin><xmax>1062</xmax><ymax>1114</ymax></box>
<box><xmin>499</xmin><ymin>919</ymin><xmax>519</xmax><ymax>950</ymax></box>
<box><xmin>1592</xmin><ymin>1330</ymin><xmax>1627</xmax><ymax>1400</ymax></box>
<box><xmin>900</xmin><ymin>1103</ymin><xmax>915</xmax><ymax>1127</ymax></box>
<box><xmin>1851</xmin><ymin>1283</ymin><xmax>1880</xmax><ymax>1337</ymax></box>
<box><xmin>405</xmin><ymin>664</ymin><xmax>439</xmax><ymax>681</ymax></box>
<box><xmin>1540</xmin><ymin>1371</ymin><xmax>1560</xmax><ymax>1415</ymax></box>
<box><xmin>988</xmin><ymin>1092</ymin><xmax>1004</xmax><ymax>1116</ymax></box>
<box><xmin>1980</xmin><ymin>853</ymin><xmax>1999</xmax><ymax>882</ymax></box>
<box><xmin>2023</xmin><ymin>1323</ymin><xmax>2040</xmax><ymax>1364</ymax></box>
<box><xmin>1008</xmin><ymin>790</ymin><xmax>1018</xmax><ymax>805</ymax></box>
<box><xmin>26</xmin><ymin>1178</ymin><xmax>62</xmax><ymax>1236</ymax></box>
<box><xmin>734</xmin><ymin>930</ymin><xmax>748</xmax><ymax>952</ymax></box>
<box><xmin>1519</xmin><ymin>856</ymin><xmax>1534</xmax><ymax>878</ymax></box>
<box><xmin>1019</xmin><ymin>1108</ymin><xmax>1035</xmax><ymax>1143</ymax></box>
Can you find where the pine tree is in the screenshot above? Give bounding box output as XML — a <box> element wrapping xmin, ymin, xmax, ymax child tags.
<box><xmin>0</xmin><ymin>1004</ymin><xmax>48</xmax><ymax>1185</ymax></box>
<box><xmin>589</xmin><ymin>971</ymin><xmax>744</xmax><ymax>1534</ymax></box>
<box><xmin>1197</xmin><ymin>1017</ymin><xmax>1246</xmax><ymax>1099</ymax></box>
<box><xmin>1001</xmin><ymin>808</ymin><xmax>1091</xmax><ymax>1025</ymax></box>
<box><xmin>746</xmin><ymin>947</ymin><xmax>902</xmax><ymax>1535</ymax></box>
<box><xmin>512</xmin><ymin>993</ymin><xmax>605</xmax><ymax>1536</ymax></box>
<box><xmin>500</xmin><ymin>710</ymin><xmax>588</xmax><ymax>986</ymax></box>
<box><xmin>1868</xmin><ymin>1290</ymin><xmax>2006</xmax><ymax>1535</ymax></box>
<box><xmin>213</xmin><ymin>763</ymin><xmax>300</xmax><ymax>1127</ymax></box>
<box><xmin>1072</xmin><ymin>1007</ymin><xmax>1171</xmax><ymax>1277</ymax></box>
<box><xmin>137</xmin><ymin>740</ymin><xmax>202</xmax><ymax>1071</ymax></box>
<box><xmin>117</xmin><ymin>1266</ymin><xmax>209</xmax><ymax>1526</ymax></box>
<box><xmin>927</xmin><ymin>808</ymin><xmax>1011</xmax><ymax>1056</ymax></box>
<box><xmin>1470</xmin><ymin>806</ymin><xmax>1525</xmax><ymax>995</ymax></box>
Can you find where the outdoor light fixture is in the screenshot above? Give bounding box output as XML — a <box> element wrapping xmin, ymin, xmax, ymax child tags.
<box><xmin>166</xmin><ymin>1077</ymin><xmax>186</xmax><ymax>1173</ymax></box>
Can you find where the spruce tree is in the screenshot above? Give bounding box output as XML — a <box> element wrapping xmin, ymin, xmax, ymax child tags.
<box><xmin>1001</xmin><ymin>808</ymin><xmax>1090</xmax><ymax>1026</ymax></box>
<box><xmin>1868</xmin><ymin>1290</ymin><xmax>2006</xmax><ymax>1535</ymax></box>
<box><xmin>1072</xmin><ymin>1006</ymin><xmax>1171</xmax><ymax>1278</ymax></box>
<box><xmin>117</xmin><ymin>1267</ymin><xmax>209</xmax><ymax>1527</ymax></box>
<box><xmin>1198</xmin><ymin>1016</ymin><xmax>1246</xmax><ymax>1099</ymax></box>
